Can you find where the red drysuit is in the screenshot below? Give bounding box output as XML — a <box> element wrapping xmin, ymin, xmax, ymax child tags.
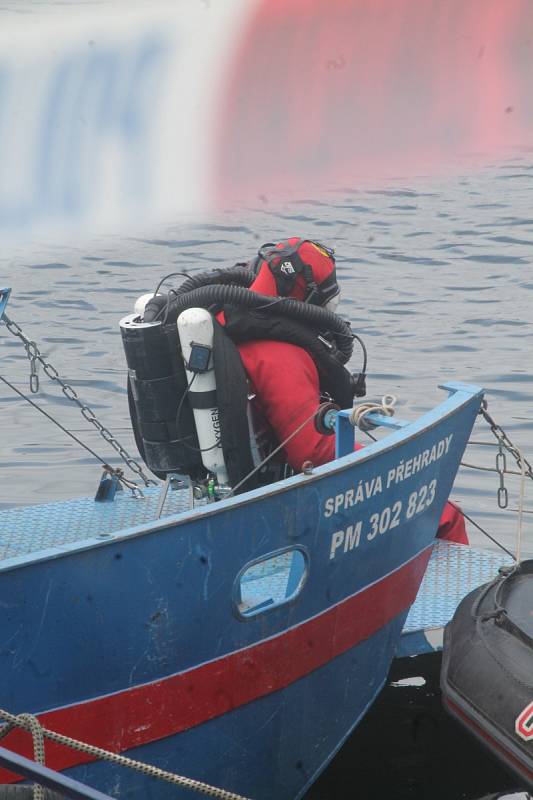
<box><xmin>235</xmin><ymin>238</ymin><xmax>468</xmax><ymax>544</ymax></box>
<box><xmin>239</xmin><ymin>340</ymin><xmax>336</xmax><ymax>469</ymax></box>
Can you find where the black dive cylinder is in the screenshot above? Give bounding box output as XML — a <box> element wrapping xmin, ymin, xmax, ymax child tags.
<box><xmin>120</xmin><ymin>314</ymin><xmax>205</xmax><ymax>479</ymax></box>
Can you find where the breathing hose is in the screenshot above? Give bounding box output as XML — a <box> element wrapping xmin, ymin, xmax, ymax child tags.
<box><xmin>145</xmin><ymin>284</ymin><xmax>354</xmax><ymax>364</ymax></box>
<box><xmin>172</xmin><ymin>266</ymin><xmax>255</xmax><ymax>296</ymax></box>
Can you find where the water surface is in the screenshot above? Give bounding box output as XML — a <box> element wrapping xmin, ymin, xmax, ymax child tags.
<box><xmin>2</xmin><ymin>157</ymin><xmax>533</xmax><ymax>557</ymax></box>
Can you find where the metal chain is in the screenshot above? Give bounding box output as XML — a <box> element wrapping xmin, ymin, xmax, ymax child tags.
<box><xmin>478</xmin><ymin>400</ymin><xmax>533</xmax><ymax>509</ymax></box>
<box><xmin>495</xmin><ymin>442</ymin><xmax>508</xmax><ymax>508</ymax></box>
<box><xmin>460</xmin><ymin>460</ymin><xmax>527</xmax><ymax>479</ymax></box>
<box><xmin>2</xmin><ymin>313</ymin><xmax>156</xmax><ymax>487</ymax></box>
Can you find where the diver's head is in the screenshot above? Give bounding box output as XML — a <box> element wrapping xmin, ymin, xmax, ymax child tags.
<box><xmin>249</xmin><ymin>237</ymin><xmax>340</xmax><ymax>309</ymax></box>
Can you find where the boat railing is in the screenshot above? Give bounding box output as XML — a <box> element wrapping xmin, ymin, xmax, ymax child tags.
<box><xmin>0</xmin><ymin>745</ymin><xmax>113</xmax><ymax>800</ymax></box>
<box><xmin>335</xmin><ymin>406</ymin><xmax>409</xmax><ymax>458</ymax></box>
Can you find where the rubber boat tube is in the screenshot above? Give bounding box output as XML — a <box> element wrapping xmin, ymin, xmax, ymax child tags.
<box><xmin>441</xmin><ymin>560</ymin><xmax>533</xmax><ymax>791</ymax></box>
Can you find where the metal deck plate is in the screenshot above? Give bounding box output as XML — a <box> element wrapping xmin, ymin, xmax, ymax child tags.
<box><xmin>0</xmin><ymin>487</ymin><xmax>192</xmax><ymax>562</ymax></box>
<box><xmin>404</xmin><ymin>540</ymin><xmax>513</xmax><ymax>633</ymax></box>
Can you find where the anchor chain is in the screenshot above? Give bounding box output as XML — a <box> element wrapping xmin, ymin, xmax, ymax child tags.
<box><xmin>495</xmin><ymin>444</ymin><xmax>508</xmax><ymax>509</ymax></box>
<box><xmin>478</xmin><ymin>400</ymin><xmax>533</xmax><ymax>509</ymax></box>
<box><xmin>1</xmin><ymin>313</ymin><xmax>156</xmax><ymax>488</ymax></box>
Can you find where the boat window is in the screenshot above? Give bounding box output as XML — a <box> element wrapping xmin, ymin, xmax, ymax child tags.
<box><xmin>235</xmin><ymin>548</ymin><xmax>308</xmax><ymax>618</ymax></box>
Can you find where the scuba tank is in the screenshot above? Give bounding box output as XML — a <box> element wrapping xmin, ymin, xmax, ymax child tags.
<box><xmin>177</xmin><ymin>308</ymin><xmax>229</xmax><ymax>485</ymax></box>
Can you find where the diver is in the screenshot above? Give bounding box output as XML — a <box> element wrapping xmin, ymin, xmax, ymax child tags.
<box><xmin>222</xmin><ymin>236</ymin><xmax>468</xmax><ymax>543</ymax></box>
<box><xmin>122</xmin><ymin>235</ymin><xmax>468</xmax><ymax>543</ymax></box>
<box><xmin>218</xmin><ymin>237</ymin><xmax>345</xmax><ymax>473</ymax></box>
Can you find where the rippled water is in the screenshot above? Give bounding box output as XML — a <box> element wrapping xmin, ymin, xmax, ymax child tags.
<box><xmin>2</xmin><ymin>155</ymin><xmax>533</xmax><ymax>558</ymax></box>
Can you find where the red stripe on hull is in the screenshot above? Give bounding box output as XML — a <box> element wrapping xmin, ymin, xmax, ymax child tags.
<box><xmin>1</xmin><ymin>548</ymin><xmax>431</xmax><ymax>781</ymax></box>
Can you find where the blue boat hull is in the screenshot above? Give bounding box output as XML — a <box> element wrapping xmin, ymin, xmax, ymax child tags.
<box><xmin>0</xmin><ymin>382</ymin><xmax>483</xmax><ymax>799</ymax></box>
<box><xmin>58</xmin><ymin>611</ymin><xmax>405</xmax><ymax>799</ymax></box>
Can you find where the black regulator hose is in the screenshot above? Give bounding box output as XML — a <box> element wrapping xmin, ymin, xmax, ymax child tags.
<box><xmin>171</xmin><ymin>266</ymin><xmax>254</xmax><ymax>297</ymax></box>
<box><xmin>145</xmin><ymin>268</ymin><xmax>255</xmax><ymax>328</ymax></box>
<box><xmin>145</xmin><ymin>284</ymin><xmax>354</xmax><ymax>364</ymax></box>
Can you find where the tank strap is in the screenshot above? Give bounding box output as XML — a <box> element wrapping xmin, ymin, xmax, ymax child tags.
<box><xmin>212</xmin><ymin>321</ymin><xmax>257</xmax><ymax>492</ymax></box>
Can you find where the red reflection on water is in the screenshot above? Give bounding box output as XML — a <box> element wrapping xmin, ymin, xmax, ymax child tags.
<box><xmin>216</xmin><ymin>0</ymin><xmax>533</xmax><ymax>203</ymax></box>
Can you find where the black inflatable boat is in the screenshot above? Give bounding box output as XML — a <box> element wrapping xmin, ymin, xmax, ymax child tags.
<box><xmin>441</xmin><ymin>559</ymin><xmax>533</xmax><ymax>790</ymax></box>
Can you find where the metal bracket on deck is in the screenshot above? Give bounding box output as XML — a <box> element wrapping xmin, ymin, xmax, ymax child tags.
<box><xmin>156</xmin><ymin>473</ymin><xmax>189</xmax><ymax>519</ymax></box>
<box><xmin>0</xmin><ymin>288</ymin><xmax>11</xmax><ymax>322</ymax></box>
<box><xmin>361</xmin><ymin>412</ymin><xmax>409</xmax><ymax>430</ymax></box>
<box><xmin>94</xmin><ymin>467</ymin><xmax>123</xmax><ymax>503</ymax></box>
<box><xmin>0</xmin><ymin>744</ymin><xmax>114</xmax><ymax>799</ymax></box>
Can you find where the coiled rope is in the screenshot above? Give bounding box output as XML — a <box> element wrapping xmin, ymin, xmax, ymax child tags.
<box><xmin>349</xmin><ymin>395</ymin><xmax>397</xmax><ymax>431</ymax></box>
<box><xmin>0</xmin><ymin>709</ymin><xmax>251</xmax><ymax>800</ymax></box>
<box><xmin>0</xmin><ymin>712</ymin><xmax>46</xmax><ymax>800</ymax></box>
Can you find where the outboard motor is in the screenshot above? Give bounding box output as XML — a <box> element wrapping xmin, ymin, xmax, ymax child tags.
<box><xmin>120</xmin><ymin>299</ymin><xmax>205</xmax><ymax>480</ymax></box>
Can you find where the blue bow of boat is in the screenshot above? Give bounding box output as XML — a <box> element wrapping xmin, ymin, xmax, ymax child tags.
<box><xmin>0</xmin><ymin>381</ymin><xmax>483</xmax><ymax>799</ymax></box>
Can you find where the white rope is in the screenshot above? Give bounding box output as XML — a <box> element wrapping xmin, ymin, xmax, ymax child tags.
<box><xmin>349</xmin><ymin>395</ymin><xmax>397</xmax><ymax>431</ymax></box>
<box><xmin>515</xmin><ymin>446</ymin><xmax>526</xmax><ymax>563</ymax></box>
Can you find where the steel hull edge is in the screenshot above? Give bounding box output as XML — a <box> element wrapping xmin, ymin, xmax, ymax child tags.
<box><xmin>0</xmin><ymin>383</ymin><xmax>483</xmax><ymax>799</ymax></box>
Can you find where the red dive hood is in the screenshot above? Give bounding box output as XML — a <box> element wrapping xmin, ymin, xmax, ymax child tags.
<box><xmin>249</xmin><ymin>237</ymin><xmax>338</xmax><ymax>305</ymax></box>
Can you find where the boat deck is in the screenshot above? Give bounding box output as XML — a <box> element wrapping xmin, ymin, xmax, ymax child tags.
<box><xmin>0</xmin><ymin>486</ymin><xmax>192</xmax><ymax>562</ymax></box>
<box><xmin>400</xmin><ymin>539</ymin><xmax>512</xmax><ymax>656</ymax></box>
<box><xmin>0</xmin><ymin>489</ymin><xmax>511</xmax><ymax>656</ymax></box>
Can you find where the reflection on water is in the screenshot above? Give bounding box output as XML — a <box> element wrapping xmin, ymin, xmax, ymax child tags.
<box><xmin>1</xmin><ymin>156</ymin><xmax>533</xmax><ymax>557</ymax></box>
<box><xmin>306</xmin><ymin>651</ymin><xmax>533</xmax><ymax>799</ymax></box>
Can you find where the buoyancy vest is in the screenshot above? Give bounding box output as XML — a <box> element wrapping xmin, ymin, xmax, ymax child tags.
<box><xmin>221</xmin><ymin>305</ymin><xmax>355</xmax><ymax>409</ymax></box>
<box><xmin>211</xmin><ymin>318</ymin><xmax>257</xmax><ymax>489</ymax></box>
